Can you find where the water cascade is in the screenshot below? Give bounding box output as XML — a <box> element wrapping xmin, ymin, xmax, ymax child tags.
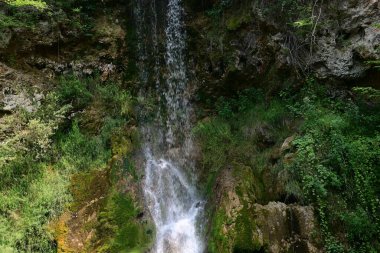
<box><xmin>134</xmin><ymin>0</ymin><xmax>204</xmax><ymax>252</ymax></box>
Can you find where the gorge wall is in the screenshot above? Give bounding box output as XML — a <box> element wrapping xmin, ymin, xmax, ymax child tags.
<box><xmin>0</xmin><ymin>0</ymin><xmax>379</xmax><ymax>252</ymax></box>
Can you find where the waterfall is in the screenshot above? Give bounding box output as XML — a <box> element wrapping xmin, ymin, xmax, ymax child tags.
<box><xmin>134</xmin><ymin>0</ymin><xmax>204</xmax><ymax>252</ymax></box>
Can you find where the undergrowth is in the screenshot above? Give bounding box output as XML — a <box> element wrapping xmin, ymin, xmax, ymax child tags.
<box><xmin>196</xmin><ymin>81</ymin><xmax>380</xmax><ymax>252</ymax></box>
<box><xmin>0</xmin><ymin>76</ymin><xmax>138</xmax><ymax>252</ymax></box>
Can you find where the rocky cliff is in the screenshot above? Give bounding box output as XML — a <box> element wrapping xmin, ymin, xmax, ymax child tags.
<box><xmin>0</xmin><ymin>0</ymin><xmax>379</xmax><ymax>252</ymax></box>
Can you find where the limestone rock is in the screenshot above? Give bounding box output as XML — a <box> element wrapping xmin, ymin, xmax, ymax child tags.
<box><xmin>310</xmin><ymin>1</ymin><xmax>380</xmax><ymax>80</ymax></box>
<box><xmin>0</xmin><ymin>62</ymin><xmax>47</xmax><ymax>113</ymax></box>
<box><xmin>281</xmin><ymin>135</ymin><xmax>295</xmax><ymax>153</ymax></box>
<box><xmin>253</xmin><ymin>202</ymin><xmax>321</xmax><ymax>253</ymax></box>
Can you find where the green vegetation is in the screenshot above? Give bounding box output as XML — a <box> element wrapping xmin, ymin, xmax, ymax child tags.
<box><xmin>0</xmin><ymin>13</ymin><xmax>30</xmax><ymax>29</ymax></box>
<box><xmin>194</xmin><ymin>88</ymin><xmax>291</xmax><ymax>197</ymax></box>
<box><xmin>95</xmin><ymin>191</ymin><xmax>153</xmax><ymax>253</ymax></box>
<box><xmin>206</xmin><ymin>0</ymin><xmax>232</xmax><ymax>19</ymax></box>
<box><xmin>0</xmin><ymin>7</ymin><xmax>41</xmax><ymax>31</ymax></box>
<box><xmin>196</xmin><ymin>81</ymin><xmax>380</xmax><ymax>252</ymax></box>
<box><xmin>226</xmin><ymin>12</ymin><xmax>251</xmax><ymax>31</ymax></box>
<box><xmin>285</xmin><ymin>81</ymin><xmax>380</xmax><ymax>252</ymax></box>
<box><xmin>0</xmin><ymin>0</ymin><xmax>97</xmax><ymax>36</ymax></box>
<box><xmin>0</xmin><ymin>75</ymin><xmax>145</xmax><ymax>252</ymax></box>
<box><xmin>0</xmin><ymin>92</ymin><xmax>71</xmax><ymax>252</ymax></box>
<box><xmin>6</xmin><ymin>0</ymin><xmax>47</xmax><ymax>9</ymax></box>
<box><xmin>365</xmin><ymin>60</ymin><xmax>380</xmax><ymax>69</ymax></box>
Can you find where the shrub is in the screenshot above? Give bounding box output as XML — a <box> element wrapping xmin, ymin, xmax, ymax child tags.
<box><xmin>6</xmin><ymin>0</ymin><xmax>47</xmax><ymax>9</ymax></box>
<box><xmin>287</xmin><ymin>83</ymin><xmax>380</xmax><ymax>252</ymax></box>
<box><xmin>57</xmin><ymin>76</ymin><xmax>93</xmax><ymax>109</ymax></box>
<box><xmin>57</xmin><ymin>121</ymin><xmax>110</xmax><ymax>172</ymax></box>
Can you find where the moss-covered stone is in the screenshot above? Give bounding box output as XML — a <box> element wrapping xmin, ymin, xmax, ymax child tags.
<box><xmin>207</xmin><ymin>163</ymin><xmax>262</xmax><ymax>253</ymax></box>
<box><xmin>53</xmin><ymin>153</ymin><xmax>153</xmax><ymax>253</ymax></box>
<box><xmin>92</xmin><ymin>190</ymin><xmax>154</xmax><ymax>253</ymax></box>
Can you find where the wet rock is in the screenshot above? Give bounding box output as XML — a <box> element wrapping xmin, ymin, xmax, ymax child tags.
<box><xmin>25</xmin><ymin>57</ymin><xmax>117</xmax><ymax>79</ymax></box>
<box><xmin>189</xmin><ymin>0</ymin><xmax>380</xmax><ymax>100</ymax></box>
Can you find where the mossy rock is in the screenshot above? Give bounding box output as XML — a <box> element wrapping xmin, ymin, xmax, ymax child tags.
<box><xmin>54</xmin><ymin>156</ymin><xmax>152</xmax><ymax>253</ymax></box>
<box><xmin>93</xmin><ymin>191</ymin><xmax>154</xmax><ymax>253</ymax></box>
<box><xmin>208</xmin><ymin>163</ymin><xmax>264</xmax><ymax>253</ymax></box>
<box><xmin>69</xmin><ymin>168</ymin><xmax>110</xmax><ymax>212</ymax></box>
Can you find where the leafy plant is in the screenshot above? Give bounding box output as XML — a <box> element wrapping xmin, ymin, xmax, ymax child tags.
<box><xmin>286</xmin><ymin>82</ymin><xmax>380</xmax><ymax>252</ymax></box>
<box><xmin>5</xmin><ymin>0</ymin><xmax>47</xmax><ymax>9</ymax></box>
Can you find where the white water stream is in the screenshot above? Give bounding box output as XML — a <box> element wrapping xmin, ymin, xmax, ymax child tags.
<box><xmin>135</xmin><ymin>0</ymin><xmax>204</xmax><ymax>252</ymax></box>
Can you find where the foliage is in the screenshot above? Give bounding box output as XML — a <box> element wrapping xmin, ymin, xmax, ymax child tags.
<box><xmin>0</xmin><ymin>7</ymin><xmax>41</xmax><ymax>31</ymax></box>
<box><xmin>194</xmin><ymin>119</ymin><xmax>234</xmax><ymax>194</ymax></box>
<box><xmin>1</xmin><ymin>0</ymin><xmax>97</xmax><ymax>37</ymax></box>
<box><xmin>57</xmin><ymin>76</ymin><xmax>93</xmax><ymax>109</ymax></box>
<box><xmin>56</xmin><ymin>121</ymin><xmax>110</xmax><ymax>172</ymax></box>
<box><xmin>260</xmin><ymin>0</ymin><xmax>311</xmax><ymax>23</ymax></box>
<box><xmin>0</xmin><ymin>92</ymin><xmax>71</xmax><ymax>252</ymax></box>
<box><xmin>206</xmin><ymin>0</ymin><xmax>232</xmax><ymax>19</ymax></box>
<box><xmin>365</xmin><ymin>60</ymin><xmax>380</xmax><ymax>69</ymax></box>
<box><xmin>226</xmin><ymin>12</ymin><xmax>251</xmax><ymax>31</ymax></box>
<box><xmin>57</xmin><ymin>76</ymin><xmax>134</xmax><ymax>118</ymax></box>
<box><xmin>0</xmin><ymin>13</ymin><xmax>29</xmax><ymax>29</ymax></box>
<box><xmin>5</xmin><ymin>0</ymin><xmax>47</xmax><ymax>9</ymax></box>
<box><xmin>286</xmin><ymin>82</ymin><xmax>380</xmax><ymax>252</ymax></box>
<box><xmin>194</xmin><ymin>88</ymin><xmax>291</xmax><ymax>196</ymax></box>
<box><xmin>0</xmin><ymin>75</ymin><xmax>137</xmax><ymax>252</ymax></box>
<box><xmin>199</xmin><ymin>80</ymin><xmax>380</xmax><ymax>252</ymax></box>
<box><xmin>293</xmin><ymin>18</ymin><xmax>313</xmax><ymax>28</ymax></box>
<box><xmin>95</xmin><ymin>191</ymin><xmax>153</xmax><ymax>253</ymax></box>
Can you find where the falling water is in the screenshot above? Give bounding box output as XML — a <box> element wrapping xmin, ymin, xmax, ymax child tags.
<box><xmin>134</xmin><ymin>0</ymin><xmax>204</xmax><ymax>252</ymax></box>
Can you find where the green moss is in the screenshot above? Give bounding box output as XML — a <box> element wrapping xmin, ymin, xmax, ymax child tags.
<box><xmin>95</xmin><ymin>191</ymin><xmax>153</xmax><ymax>253</ymax></box>
<box><xmin>233</xmin><ymin>198</ymin><xmax>263</xmax><ymax>252</ymax></box>
<box><xmin>198</xmin><ymin>88</ymin><xmax>296</xmax><ymax>252</ymax></box>
<box><xmin>0</xmin><ymin>13</ymin><xmax>29</xmax><ymax>29</ymax></box>
<box><xmin>70</xmin><ymin>169</ymin><xmax>110</xmax><ymax>212</ymax></box>
<box><xmin>208</xmin><ymin>209</ymin><xmax>230</xmax><ymax>253</ymax></box>
<box><xmin>208</xmin><ymin>195</ymin><xmax>261</xmax><ymax>253</ymax></box>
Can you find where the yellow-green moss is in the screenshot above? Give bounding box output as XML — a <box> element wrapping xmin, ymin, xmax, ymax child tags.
<box><xmin>69</xmin><ymin>169</ymin><xmax>110</xmax><ymax>212</ymax></box>
<box><xmin>49</xmin><ymin>213</ymin><xmax>72</xmax><ymax>253</ymax></box>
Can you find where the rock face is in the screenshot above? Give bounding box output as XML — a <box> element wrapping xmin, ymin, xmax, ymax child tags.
<box><xmin>0</xmin><ymin>62</ymin><xmax>47</xmax><ymax>114</ymax></box>
<box><xmin>311</xmin><ymin>1</ymin><xmax>380</xmax><ymax>80</ymax></box>
<box><xmin>208</xmin><ymin>164</ymin><xmax>321</xmax><ymax>253</ymax></box>
<box><xmin>186</xmin><ymin>0</ymin><xmax>380</xmax><ymax>99</ymax></box>
<box><xmin>254</xmin><ymin>202</ymin><xmax>321</xmax><ymax>253</ymax></box>
<box><xmin>0</xmin><ymin>2</ymin><xmax>127</xmax><ymax>81</ymax></box>
<box><xmin>1</xmin><ymin>1</ymin><xmax>378</xmax><ymax>252</ymax></box>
